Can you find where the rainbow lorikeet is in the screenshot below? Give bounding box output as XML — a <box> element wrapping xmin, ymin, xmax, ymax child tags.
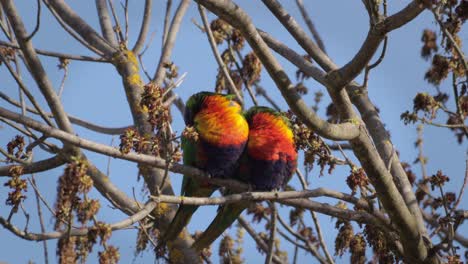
<box><xmin>192</xmin><ymin>106</ymin><xmax>298</xmax><ymax>251</ymax></box>
<box><xmin>159</xmin><ymin>92</ymin><xmax>249</xmax><ymax>245</ymax></box>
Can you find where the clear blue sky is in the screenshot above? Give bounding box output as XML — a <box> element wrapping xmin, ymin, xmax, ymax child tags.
<box><xmin>1</xmin><ymin>1</ymin><xmax>467</xmax><ymax>263</ymax></box>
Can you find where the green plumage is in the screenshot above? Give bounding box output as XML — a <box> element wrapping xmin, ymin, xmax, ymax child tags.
<box><xmin>158</xmin><ymin>91</ymin><xmax>248</xmax><ymax>248</ymax></box>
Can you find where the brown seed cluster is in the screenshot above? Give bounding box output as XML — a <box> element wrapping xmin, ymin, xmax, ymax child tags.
<box><xmin>289</xmin><ymin>207</ymin><xmax>304</xmax><ymax>227</ymax></box>
<box><xmin>163</xmin><ymin>61</ymin><xmax>179</xmax><ymax>80</ymax></box>
<box><xmin>4</xmin><ymin>166</ymin><xmax>26</xmax><ymax>212</ymax></box>
<box><xmin>413</xmin><ymin>92</ymin><xmax>439</xmax><ymax>118</ymax></box>
<box><xmin>401</xmin><ymin>92</ymin><xmax>442</xmax><ymax>125</ymax></box>
<box><xmin>182</xmin><ymin>126</ymin><xmax>199</xmax><ymax>142</ymax></box>
<box><xmin>429</xmin><ymin>170</ymin><xmax>450</xmax><ymax>190</ymax></box>
<box><xmin>364</xmin><ymin>224</ymin><xmax>398</xmax><ymax>263</ymax></box>
<box><xmin>288</xmin><ymin>111</ymin><xmax>335</xmax><ymax>175</ymax></box>
<box><xmin>334</xmin><ymin>220</ymin><xmax>354</xmax><ymax>257</ymax></box>
<box><xmin>349</xmin><ymin>234</ymin><xmax>366</xmax><ymax>264</ymax></box>
<box><xmin>219</xmin><ymin>235</ymin><xmax>243</xmax><ymax>264</ymax></box>
<box><xmin>346</xmin><ymin>168</ymin><xmax>369</xmax><ymax>195</ymax></box>
<box><xmin>247</xmin><ymin>203</ymin><xmax>271</xmax><ymax>224</ymax></box>
<box><xmin>55</xmin><ymin>171</ymin><xmax>111</xmax><ymax>264</ymax></box>
<box><xmin>230</xmin><ymin>29</ymin><xmax>245</xmax><ymax>51</ymax></box>
<box><xmin>0</xmin><ymin>46</ymin><xmax>15</xmax><ymax>65</ymax></box>
<box><xmin>119</xmin><ymin>128</ymin><xmax>160</xmax><ymax>155</ymax></box>
<box><xmin>210</xmin><ymin>19</ymin><xmax>232</xmax><ymax>45</ymax></box>
<box><xmin>425</xmin><ymin>55</ymin><xmax>450</xmax><ymax>86</ymax></box>
<box><xmin>54</xmin><ymin>158</ymin><xmax>94</xmax><ymax>230</ymax></box>
<box><xmin>241</xmin><ymin>52</ymin><xmax>262</xmax><ymax>86</ymax></box>
<box><xmin>140</xmin><ymin>83</ymin><xmax>171</xmax><ymax>132</ymax></box>
<box><xmin>98</xmin><ymin>245</ymin><xmax>120</xmax><ymax>264</ymax></box>
<box><xmin>421</xmin><ymin>29</ymin><xmax>438</xmax><ymax>59</ymax></box>
<box><xmin>6</xmin><ymin>135</ymin><xmax>25</xmax><ymax>162</ymax></box>
<box><xmin>299</xmin><ymin>226</ymin><xmax>318</xmax><ymax>245</ymax></box>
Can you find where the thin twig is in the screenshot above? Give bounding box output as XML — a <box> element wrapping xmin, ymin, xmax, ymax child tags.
<box><xmin>237</xmin><ymin>216</ymin><xmax>283</xmax><ymax>264</ymax></box>
<box><xmin>310</xmin><ymin>211</ymin><xmax>334</xmax><ymax>264</ymax></box>
<box><xmin>25</xmin><ymin>0</ymin><xmax>41</xmax><ymax>41</ymax></box>
<box><xmin>198</xmin><ymin>5</ymin><xmax>243</xmax><ymax>104</ymax></box>
<box><xmin>31</xmin><ymin>175</ymin><xmax>49</xmax><ymax>264</ymax></box>
<box><xmin>295</xmin><ymin>0</ymin><xmax>326</xmax><ymax>53</ymax></box>
<box><xmin>162</xmin><ymin>0</ymin><xmax>172</xmax><ymax>46</ymax></box>
<box><xmin>265</xmin><ymin>202</ymin><xmax>277</xmax><ymax>264</ymax></box>
<box><xmin>107</xmin><ymin>0</ymin><xmax>125</xmax><ymax>42</ymax></box>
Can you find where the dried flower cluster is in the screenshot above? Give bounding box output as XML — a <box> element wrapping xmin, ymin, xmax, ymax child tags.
<box><xmin>400</xmin><ymin>92</ymin><xmax>444</xmax><ymax>124</ymax></box>
<box><xmin>210</xmin><ymin>19</ymin><xmax>233</xmax><ymax>45</ymax></box>
<box><xmin>349</xmin><ymin>234</ymin><xmax>366</xmax><ymax>264</ymax></box>
<box><xmin>288</xmin><ymin>111</ymin><xmax>335</xmax><ymax>175</ymax></box>
<box><xmin>241</xmin><ymin>52</ymin><xmax>262</xmax><ymax>85</ymax></box>
<box><xmin>163</xmin><ymin>61</ymin><xmax>179</xmax><ymax>80</ymax></box>
<box><xmin>334</xmin><ymin>220</ymin><xmax>354</xmax><ymax>257</ymax></box>
<box><xmin>425</xmin><ymin>55</ymin><xmax>450</xmax><ymax>85</ymax></box>
<box><xmin>4</xmin><ymin>165</ymin><xmax>26</xmax><ymax>212</ymax></box>
<box><xmin>119</xmin><ymin>128</ymin><xmax>160</xmax><ymax>155</ymax></box>
<box><xmin>53</xmin><ymin>158</ymin><xmax>116</xmax><ymax>264</ymax></box>
<box><xmin>0</xmin><ymin>46</ymin><xmax>15</xmax><ymax>65</ymax></box>
<box><xmin>218</xmin><ymin>234</ymin><xmax>243</xmax><ymax>264</ymax></box>
<box><xmin>54</xmin><ymin>158</ymin><xmax>94</xmax><ymax>230</ymax></box>
<box><xmin>6</xmin><ymin>135</ymin><xmax>25</xmax><ymax>162</ymax></box>
<box><xmin>346</xmin><ymin>168</ymin><xmax>369</xmax><ymax>195</ymax></box>
<box><xmin>289</xmin><ymin>207</ymin><xmax>304</xmax><ymax>227</ymax></box>
<box><xmin>364</xmin><ymin>224</ymin><xmax>398</xmax><ymax>263</ymax></box>
<box><xmin>140</xmin><ymin>83</ymin><xmax>171</xmax><ymax>132</ymax></box>
<box><xmin>429</xmin><ymin>170</ymin><xmax>450</xmax><ymax>190</ymax></box>
<box><xmin>421</xmin><ymin>29</ymin><xmax>438</xmax><ymax>59</ymax></box>
<box><xmin>247</xmin><ymin>203</ymin><xmax>271</xmax><ymax>224</ymax></box>
<box><xmin>182</xmin><ymin>126</ymin><xmax>199</xmax><ymax>142</ymax></box>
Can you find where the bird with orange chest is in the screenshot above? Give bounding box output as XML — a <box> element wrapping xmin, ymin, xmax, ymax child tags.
<box><xmin>192</xmin><ymin>106</ymin><xmax>298</xmax><ymax>251</ymax></box>
<box><xmin>158</xmin><ymin>91</ymin><xmax>249</xmax><ymax>248</ymax></box>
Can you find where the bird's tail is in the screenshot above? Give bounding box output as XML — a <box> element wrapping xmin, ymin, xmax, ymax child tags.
<box><xmin>157</xmin><ymin>188</ymin><xmax>216</xmax><ymax>249</ymax></box>
<box><xmin>192</xmin><ymin>203</ymin><xmax>247</xmax><ymax>251</ymax></box>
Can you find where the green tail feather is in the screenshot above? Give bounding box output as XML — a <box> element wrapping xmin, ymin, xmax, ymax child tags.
<box><xmin>159</xmin><ymin>187</ymin><xmax>216</xmax><ymax>245</ymax></box>
<box><xmin>192</xmin><ymin>203</ymin><xmax>248</xmax><ymax>251</ymax></box>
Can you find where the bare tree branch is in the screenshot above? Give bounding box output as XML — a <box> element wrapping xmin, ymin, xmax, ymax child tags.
<box><xmin>152</xmin><ymin>0</ymin><xmax>190</xmax><ymax>84</ymax></box>
<box><xmin>0</xmin><ymin>40</ymin><xmax>108</xmax><ymax>62</ymax></box>
<box><xmin>295</xmin><ymin>0</ymin><xmax>326</xmax><ymax>53</ymax></box>
<box><xmin>47</xmin><ymin>0</ymin><xmax>116</xmax><ymax>56</ymax></box>
<box><xmin>95</xmin><ymin>0</ymin><xmax>118</xmax><ymax>46</ymax></box>
<box><xmin>198</xmin><ymin>4</ymin><xmax>243</xmax><ymax>103</ymax></box>
<box><xmin>0</xmin><ymin>201</ymin><xmax>157</xmax><ymax>241</ymax></box>
<box><xmin>195</xmin><ymin>0</ymin><xmax>360</xmax><ymax>141</ymax></box>
<box><xmin>132</xmin><ymin>0</ymin><xmax>152</xmax><ymax>53</ymax></box>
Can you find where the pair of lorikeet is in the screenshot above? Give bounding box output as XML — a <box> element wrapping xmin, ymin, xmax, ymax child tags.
<box><xmin>159</xmin><ymin>91</ymin><xmax>298</xmax><ymax>251</ymax></box>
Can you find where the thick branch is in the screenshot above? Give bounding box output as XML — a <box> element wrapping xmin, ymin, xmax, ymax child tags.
<box><xmin>151</xmin><ymin>188</ymin><xmax>370</xmax><ymax>208</ymax></box>
<box><xmin>95</xmin><ymin>0</ymin><xmax>118</xmax><ymax>46</ymax></box>
<box><xmin>195</xmin><ymin>0</ymin><xmax>360</xmax><ymax>141</ymax></box>
<box><xmin>152</xmin><ymin>0</ymin><xmax>190</xmax><ymax>84</ymax></box>
<box><xmin>0</xmin><ymin>40</ymin><xmax>107</xmax><ymax>62</ymax></box>
<box><xmin>47</xmin><ymin>0</ymin><xmax>116</xmax><ymax>57</ymax></box>
<box><xmin>132</xmin><ymin>0</ymin><xmax>153</xmax><ymax>53</ymax></box>
<box><xmin>0</xmin><ymin>155</ymin><xmax>65</xmax><ymax>177</ymax></box>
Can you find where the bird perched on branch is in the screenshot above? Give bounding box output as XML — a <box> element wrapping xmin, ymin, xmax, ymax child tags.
<box><xmin>192</xmin><ymin>106</ymin><xmax>298</xmax><ymax>251</ymax></box>
<box><xmin>158</xmin><ymin>91</ymin><xmax>249</xmax><ymax>248</ymax></box>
